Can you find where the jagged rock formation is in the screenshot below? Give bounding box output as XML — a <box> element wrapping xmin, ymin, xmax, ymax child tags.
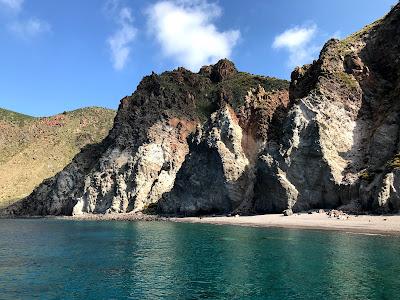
<box><xmin>4</xmin><ymin>59</ymin><xmax>289</xmax><ymax>216</ymax></box>
<box><xmin>159</xmin><ymin>87</ymin><xmax>289</xmax><ymax>215</ymax></box>
<box><xmin>255</xmin><ymin>4</ymin><xmax>400</xmax><ymax>214</ymax></box>
<box><xmin>3</xmin><ymin>4</ymin><xmax>400</xmax><ymax>216</ymax></box>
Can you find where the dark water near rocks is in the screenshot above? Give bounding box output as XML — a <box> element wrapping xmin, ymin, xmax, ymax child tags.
<box><xmin>1</xmin><ymin>219</ymin><xmax>400</xmax><ymax>299</ymax></box>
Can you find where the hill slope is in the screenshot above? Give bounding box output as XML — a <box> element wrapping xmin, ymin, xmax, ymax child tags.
<box><xmin>0</xmin><ymin>107</ymin><xmax>116</xmax><ymax>208</ymax></box>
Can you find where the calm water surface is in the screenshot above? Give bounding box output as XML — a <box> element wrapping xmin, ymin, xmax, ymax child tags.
<box><xmin>0</xmin><ymin>219</ymin><xmax>399</xmax><ymax>299</ymax></box>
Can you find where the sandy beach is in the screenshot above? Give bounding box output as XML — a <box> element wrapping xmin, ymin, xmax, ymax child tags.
<box><xmin>171</xmin><ymin>213</ymin><xmax>400</xmax><ymax>235</ymax></box>
<box><xmin>43</xmin><ymin>210</ymin><xmax>400</xmax><ymax>235</ymax></box>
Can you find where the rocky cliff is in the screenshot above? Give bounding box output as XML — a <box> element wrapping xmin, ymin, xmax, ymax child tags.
<box><xmin>255</xmin><ymin>5</ymin><xmax>400</xmax><ymax>212</ymax></box>
<box><xmin>4</xmin><ymin>60</ymin><xmax>288</xmax><ymax>216</ymax></box>
<box><xmin>3</xmin><ymin>4</ymin><xmax>400</xmax><ymax>216</ymax></box>
<box><xmin>254</xmin><ymin>4</ymin><xmax>400</xmax><ymax>214</ymax></box>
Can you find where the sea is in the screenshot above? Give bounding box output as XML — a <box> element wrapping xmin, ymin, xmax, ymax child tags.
<box><xmin>0</xmin><ymin>219</ymin><xmax>399</xmax><ymax>299</ymax></box>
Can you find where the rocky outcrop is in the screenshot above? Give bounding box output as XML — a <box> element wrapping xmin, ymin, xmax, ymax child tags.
<box><xmin>254</xmin><ymin>4</ymin><xmax>400</xmax><ymax>213</ymax></box>
<box><xmin>3</xmin><ymin>4</ymin><xmax>400</xmax><ymax>217</ymax></box>
<box><xmin>4</xmin><ymin>60</ymin><xmax>289</xmax><ymax>216</ymax></box>
<box><xmin>72</xmin><ymin>117</ymin><xmax>196</xmax><ymax>215</ymax></box>
<box><xmin>158</xmin><ymin>85</ymin><xmax>290</xmax><ymax>215</ymax></box>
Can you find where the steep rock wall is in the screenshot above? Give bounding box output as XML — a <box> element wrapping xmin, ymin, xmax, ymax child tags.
<box><xmin>254</xmin><ymin>4</ymin><xmax>400</xmax><ymax>213</ymax></box>
<box><xmin>4</xmin><ymin>60</ymin><xmax>289</xmax><ymax>216</ymax></box>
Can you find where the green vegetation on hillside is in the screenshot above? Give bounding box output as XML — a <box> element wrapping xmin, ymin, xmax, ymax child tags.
<box><xmin>156</xmin><ymin>66</ymin><xmax>289</xmax><ymax>122</ymax></box>
<box><xmin>0</xmin><ymin>108</ymin><xmax>34</xmax><ymax>126</ymax></box>
<box><xmin>335</xmin><ymin>71</ymin><xmax>359</xmax><ymax>90</ymax></box>
<box><xmin>338</xmin><ymin>19</ymin><xmax>383</xmax><ymax>55</ymax></box>
<box><xmin>0</xmin><ymin>107</ymin><xmax>116</xmax><ymax>208</ymax></box>
<box><xmin>216</xmin><ymin>72</ymin><xmax>289</xmax><ymax>109</ymax></box>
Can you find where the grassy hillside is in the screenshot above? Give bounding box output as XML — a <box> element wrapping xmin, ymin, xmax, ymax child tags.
<box><xmin>0</xmin><ymin>107</ymin><xmax>116</xmax><ymax>208</ymax></box>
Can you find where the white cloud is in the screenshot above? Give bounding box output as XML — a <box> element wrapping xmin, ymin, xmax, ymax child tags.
<box><xmin>0</xmin><ymin>0</ymin><xmax>50</xmax><ymax>39</ymax></box>
<box><xmin>105</xmin><ymin>0</ymin><xmax>137</xmax><ymax>71</ymax></box>
<box><xmin>146</xmin><ymin>0</ymin><xmax>240</xmax><ymax>71</ymax></box>
<box><xmin>9</xmin><ymin>17</ymin><xmax>50</xmax><ymax>39</ymax></box>
<box><xmin>273</xmin><ymin>24</ymin><xmax>319</xmax><ymax>68</ymax></box>
<box><xmin>273</xmin><ymin>25</ymin><xmax>316</xmax><ymax>49</ymax></box>
<box><xmin>0</xmin><ymin>0</ymin><xmax>24</xmax><ymax>12</ymax></box>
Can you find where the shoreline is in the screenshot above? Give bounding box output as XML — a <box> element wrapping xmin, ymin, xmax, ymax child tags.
<box><xmin>171</xmin><ymin>213</ymin><xmax>400</xmax><ymax>236</ymax></box>
<box><xmin>2</xmin><ymin>212</ymin><xmax>400</xmax><ymax>236</ymax></box>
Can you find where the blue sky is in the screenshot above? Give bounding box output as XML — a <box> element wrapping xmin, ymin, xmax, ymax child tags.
<box><xmin>0</xmin><ymin>0</ymin><xmax>397</xmax><ymax>116</ymax></box>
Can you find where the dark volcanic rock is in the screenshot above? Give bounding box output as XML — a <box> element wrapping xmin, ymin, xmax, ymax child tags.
<box><xmin>210</xmin><ymin>59</ymin><xmax>238</xmax><ymax>82</ymax></box>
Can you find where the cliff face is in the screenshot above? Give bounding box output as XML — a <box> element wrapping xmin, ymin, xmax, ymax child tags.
<box><xmin>255</xmin><ymin>4</ymin><xmax>400</xmax><ymax>214</ymax></box>
<box><xmin>4</xmin><ymin>4</ymin><xmax>400</xmax><ymax>216</ymax></box>
<box><xmin>5</xmin><ymin>60</ymin><xmax>289</xmax><ymax>216</ymax></box>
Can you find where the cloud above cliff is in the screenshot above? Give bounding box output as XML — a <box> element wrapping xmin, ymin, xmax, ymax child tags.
<box><xmin>146</xmin><ymin>0</ymin><xmax>240</xmax><ymax>71</ymax></box>
<box><xmin>104</xmin><ymin>0</ymin><xmax>137</xmax><ymax>71</ymax></box>
<box><xmin>272</xmin><ymin>24</ymin><xmax>319</xmax><ymax>68</ymax></box>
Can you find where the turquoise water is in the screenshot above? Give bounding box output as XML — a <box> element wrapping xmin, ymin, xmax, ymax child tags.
<box><xmin>0</xmin><ymin>220</ymin><xmax>400</xmax><ymax>299</ymax></box>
